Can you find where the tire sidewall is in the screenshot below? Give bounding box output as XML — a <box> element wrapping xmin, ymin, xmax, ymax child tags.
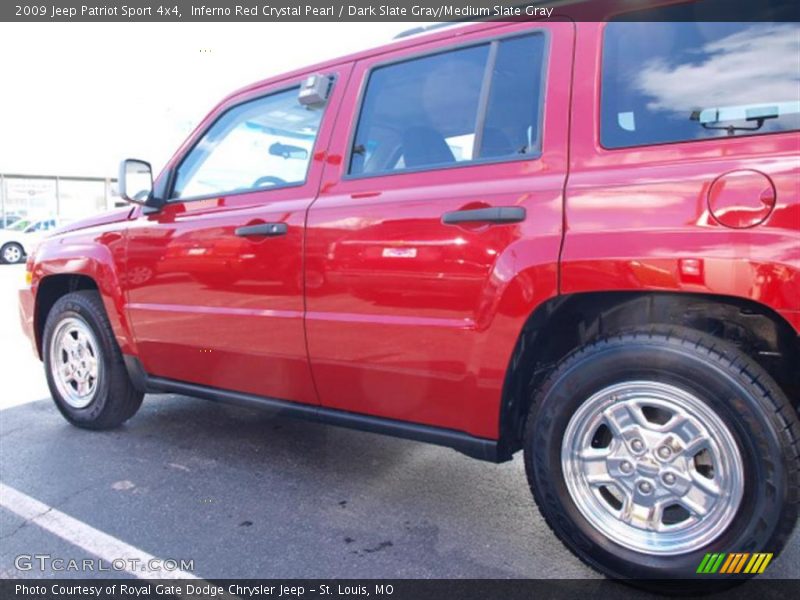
<box><xmin>43</xmin><ymin>296</ymin><xmax>114</xmax><ymax>425</ymax></box>
<box><xmin>527</xmin><ymin>338</ymin><xmax>787</xmax><ymax>579</ymax></box>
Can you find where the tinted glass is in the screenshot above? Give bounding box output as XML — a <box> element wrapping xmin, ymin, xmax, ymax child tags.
<box><xmin>172</xmin><ymin>88</ymin><xmax>324</xmax><ymax>199</ymax></box>
<box><xmin>479</xmin><ymin>34</ymin><xmax>546</xmax><ymax>159</ymax></box>
<box><xmin>349</xmin><ymin>32</ymin><xmax>546</xmax><ymax>176</ymax></box>
<box><xmin>602</xmin><ymin>14</ymin><xmax>800</xmax><ymax>148</ymax></box>
<box><xmin>350</xmin><ymin>44</ymin><xmax>488</xmax><ymax>175</ymax></box>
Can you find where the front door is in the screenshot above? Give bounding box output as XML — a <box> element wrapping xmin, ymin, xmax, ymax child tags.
<box><xmin>125</xmin><ymin>66</ymin><xmax>351</xmax><ymax>405</ymax></box>
<box><xmin>305</xmin><ymin>22</ymin><xmax>573</xmax><ymax>438</ymax></box>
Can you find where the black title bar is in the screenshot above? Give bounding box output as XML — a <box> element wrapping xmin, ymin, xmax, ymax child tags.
<box><xmin>3</xmin><ymin>0</ymin><xmax>799</xmax><ymax>22</ymax></box>
<box><xmin>4</xmin><ymin>579</ymin><xmax>800</xmax><ymax>600</ymax></box>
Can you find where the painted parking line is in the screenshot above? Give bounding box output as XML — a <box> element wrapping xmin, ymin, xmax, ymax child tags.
<box><xmin>0</xmin><ymin>482</ymin><xmax>198</xmax><ymax>579</ymax></box>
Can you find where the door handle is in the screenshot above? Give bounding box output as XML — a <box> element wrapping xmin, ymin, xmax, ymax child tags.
<box><xmin>234</xmin><ymin>222</ymin><xmax>288</xmax><ymax>237</ymax></box>
<box><xmin>441</xmin><ymin>206</ymin><xmax>526</xmax><ymax>225</ymax></box>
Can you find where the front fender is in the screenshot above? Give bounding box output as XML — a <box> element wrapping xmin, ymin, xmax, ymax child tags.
<box><xmin>31</xmin><ymin>229</ymin><xmax>137</xmax><ymax>358</ymax></box>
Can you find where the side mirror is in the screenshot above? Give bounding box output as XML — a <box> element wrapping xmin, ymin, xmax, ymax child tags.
<box><xmin>119</xmin><ymin>159</ymin><xmax>158</xmax><ymax>207</ymax></box>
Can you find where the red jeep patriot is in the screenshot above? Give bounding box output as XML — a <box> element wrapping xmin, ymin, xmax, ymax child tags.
<box><xmin>18</xmin><ymin>0</ymin><xmax>800</xmax><ymax>582</ymax></box>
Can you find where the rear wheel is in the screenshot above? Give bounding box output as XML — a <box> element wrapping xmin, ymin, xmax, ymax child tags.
<box><xmin>43</xmin><ymin>291</ymin><xmax>143</xmax><ymax>429</ymax></box>
<box><xmin>1</xmin><ymin>242</ymin><xmax>24</xmax><ymax>264</ymax></box>
<box><xmin>524</xmin><ymin>327</ymin><xmax>799</xmax><ymax>583</ymax></box>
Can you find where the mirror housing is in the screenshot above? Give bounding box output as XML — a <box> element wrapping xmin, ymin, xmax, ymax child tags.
<box><xmin>119</xmin><ymin>159</ymin><xmax>162</xmax><ymax>209</ymax></box>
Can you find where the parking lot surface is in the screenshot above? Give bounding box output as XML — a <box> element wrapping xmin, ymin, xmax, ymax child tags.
<box><xmin>1</xmin><ymin>263</ymin><xmax>798</xmax><ymax>580</ymax></box>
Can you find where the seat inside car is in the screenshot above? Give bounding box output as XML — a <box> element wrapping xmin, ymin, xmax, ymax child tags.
<box><xmin>401</xmin><ymin>126</ymin><xmax>456</xmax><ymax>168</ymax></box>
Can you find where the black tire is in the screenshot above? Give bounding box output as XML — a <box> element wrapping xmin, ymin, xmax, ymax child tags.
<box><xmin>1</xmin><ymin>242</ymin><xmax>25</xmax><ymax>264</ymax></box>
<box><xmin>524</xmin><ymin>326</ymin><xmax>799</xmax><ymax>585</ymax></box>
<box><xmin>43</xmin><ymin>291</ymin><xmax>143</xmax><ymax>429</ymax></box>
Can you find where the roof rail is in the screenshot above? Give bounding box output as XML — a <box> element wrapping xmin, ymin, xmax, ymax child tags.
<box><xmin>393</xmin><ymin>22</ymin><xmax>464</xmax><ymax>40</ymax></box>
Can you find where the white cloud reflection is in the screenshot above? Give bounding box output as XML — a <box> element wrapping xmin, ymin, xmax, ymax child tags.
<box><xmin>635</xmin><ymin>23</ymin><xmax>800</xmax><ymax>117</ymax></box>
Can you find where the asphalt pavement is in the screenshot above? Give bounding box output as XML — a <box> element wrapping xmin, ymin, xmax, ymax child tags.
<box><xmin>0</xmin><ymin>263</ymin><xmax>797</xmax><ymax>581</ymax></box>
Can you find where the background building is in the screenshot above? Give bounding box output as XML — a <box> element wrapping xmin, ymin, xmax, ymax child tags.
<box><xmin>0</xmin><ymin>174</ymin><xmax>122</xmax><ymax>226</ymax></box>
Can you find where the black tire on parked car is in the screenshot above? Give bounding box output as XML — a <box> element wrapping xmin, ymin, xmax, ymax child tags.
<box><xmin>1</xmin><ymin>242</ymin><xmax>25</xmax><ymax>264</ymax></box>
<box><xmin>43</xmin><ymin>291</ymin><xmax>143</xmax><ymax>429</ymax></box>
<box><xmin>524</xmin><ymin>326</ymin><xmax>799</xmax><ymax>584</ymax></box>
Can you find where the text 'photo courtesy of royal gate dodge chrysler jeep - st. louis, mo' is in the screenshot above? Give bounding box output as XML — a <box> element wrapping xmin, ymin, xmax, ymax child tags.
<box><xmin>16</xmin><ymin>0</ymin><xmax>800</xmax><ymax>587</ymax></box>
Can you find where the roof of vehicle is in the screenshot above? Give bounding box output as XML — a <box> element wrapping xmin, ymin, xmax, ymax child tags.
<box><xmin>222</xmin><ymin>19</ymin><xmax>501</xmax><ymax>104</ymax></box>
<box><xmin>218</xmin><ymin>0</ymin><xmax>688</xmax><ymax>105</ymax></box>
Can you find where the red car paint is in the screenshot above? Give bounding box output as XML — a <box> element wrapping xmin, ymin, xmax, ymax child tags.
<box><xmin>18</xmin><ymin>16</ymin><xmax>800</xmax><ymax>443</ymax></box>
<box><xmin>563</xmin><ymin>21</ymin><xmax>800</xmax><ymax>333</ymax></box>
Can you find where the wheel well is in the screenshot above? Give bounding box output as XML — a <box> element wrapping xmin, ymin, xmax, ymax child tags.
<box><xmin>498</xmin><ymin>291</ymin><xmax>800</xmax><ymax>459</ymax></box>
<box><xmin>34</xmin><ymin>274</ymin><xmax>99</xmax><ymax>357</ymax></box>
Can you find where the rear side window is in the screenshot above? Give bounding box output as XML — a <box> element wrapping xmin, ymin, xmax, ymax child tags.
<box><xmin>349</xmin><ymin>33</ymin><xmax>546</xmax><ymax>176</ymax></box>
<box><xmin>601</xmin><ymin>2</ymin><xmax>800</xmax><ymax>148</ymax></box>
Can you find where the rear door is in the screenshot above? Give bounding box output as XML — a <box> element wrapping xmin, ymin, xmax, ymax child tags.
<box><xmin>305</xmin><ymin>22</ymin><xmax>574</xmax><ymax>438</ymax></box>
<box><xmin>125</xmin><ymin>65</ymin><xmax>352</xmax><ymax>405</ymax></box>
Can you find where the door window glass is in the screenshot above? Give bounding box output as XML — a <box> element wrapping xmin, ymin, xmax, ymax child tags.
<box><xmin>479</xmin><ymin>34</ymin><xmax>546</xmax><ymax>159</ymax></box>
<box><xmin>172</xmin><ymin>87</ymin><xmax>325</xmax><ymax>199</ymax></box>
<box><xmin>349</xmin><ymin>32</ymin><xmax>546</xmax><ymax>176</ymax></box>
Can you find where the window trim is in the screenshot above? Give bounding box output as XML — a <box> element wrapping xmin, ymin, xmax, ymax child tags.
<box><xmin>598</xmin><ymin>20</ymin><xmax>800</xmax><ymax>151</ymax></box>
<box><xmin>167</xmin><ymin>80</ymin><xmax>334</xmax><ymax>203</ymax></box>
<box><xmin>343</xmin><ymin>28</ymin><xmax>550</xmax><ymax>181</ymax></box>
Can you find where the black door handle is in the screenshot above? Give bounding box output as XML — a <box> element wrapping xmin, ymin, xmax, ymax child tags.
<box><xmin>442</xmin><ymin>206</ymin><xmax>526</xmax><ymax>225</ymax></box>
<box><xmin>234</xmin><ymin>222</ymin><xmax>288</xmax><ymax>237</ymax></box>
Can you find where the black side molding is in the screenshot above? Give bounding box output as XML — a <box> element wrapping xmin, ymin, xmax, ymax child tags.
<box><xmin>123</xmin><ymin>356</ymin><xmax>507</xmax><ymax>463</ymax></box>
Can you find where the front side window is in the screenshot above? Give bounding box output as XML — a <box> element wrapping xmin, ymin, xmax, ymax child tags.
<box><xmin>349</xmin><ymin>33</ymin><xmax>546</xmax><ymax>176</ymax></box>
<box><xmin>602</xmin><ymin>0</ymin><xmax>800</xmax><ymax>148</ymax></box>
<box><xmin>172</xmin><ymin>87</ymin><xmax>324</xmax><ymax>199</ymax></box>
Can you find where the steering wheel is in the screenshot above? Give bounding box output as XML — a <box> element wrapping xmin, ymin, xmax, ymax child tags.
<box><xmin>252</xmin><ymin>175</ymin><xmax>287</xmax><ymax>188</ymax></box>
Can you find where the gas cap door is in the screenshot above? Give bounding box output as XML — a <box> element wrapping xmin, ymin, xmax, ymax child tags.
<box><xmin>707</xmin><ymin>169</ymin><xmax>776</xmax><ymax>229</ymax></box>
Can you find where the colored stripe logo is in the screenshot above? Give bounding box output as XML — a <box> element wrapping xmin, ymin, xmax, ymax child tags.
<box><xmin>696</xmin><ymin>553</ymin><xmax>773</xmax><ymax>574</ymax></box>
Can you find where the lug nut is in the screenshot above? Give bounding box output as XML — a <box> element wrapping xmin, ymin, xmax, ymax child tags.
<box><xmin>662</xmin><ymin>472</ymin><xmax>676</xmax><ymax>485</ymax></box>
<box><xmin>657</xmin><ymin>446</ymin><xmax>671</xmax><ymax>459</ymax></box>
<box><xmin>620</xmin><ymin>461</ymin><xmax>633</xmax><ymax>474</ymax></box>
<box><xmin>638</xmin><ymin>481</ymin><xmax>653</xmax><ymax>494</ymax></box>
<box><xmin>631</xmin><ymin>439</ymin><xmax>644</xmax><ymax>452</ymax></box>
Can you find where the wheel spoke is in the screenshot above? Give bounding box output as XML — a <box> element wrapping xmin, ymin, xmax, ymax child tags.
<box><xmin>680</xmin><ymin>482</ymin><xmax>718</xmax><ymax>518</ymax></box>
<box><xmin>689</xmin><ymin>467</ymin><xmax>722</xmax><ymax>496</ymax></box>
<box><xmin>603</xmin><ymin>403</ymin><xmax>641</xmax><ymax>438</ymax></box>
<box><xmin>619</xmin><ymin>496</ymin><xmax>634</xmax><ymax>523</ymax></box>
<box><xmin>666</xmin><ymin>415</ymin><xmax>709</xmax><ymax>456</ymax></box>
<box><xmin>579</xmin><ymin>448</ymin><xmax>615</xmax><ymax>485</ymax></box>
<box><xmin>646</xmin><ymin>501</ymin><xmax>666</xmax><ymax>532</ymax></box>
<box><xmin>63</xmin><ymin>334</ymin><xmax>80</xmax><ymax>351</ymax></box>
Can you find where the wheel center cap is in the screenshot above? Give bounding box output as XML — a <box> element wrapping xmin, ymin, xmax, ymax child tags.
<box><xmin>636</xmin><ymin>457</ymin><xmax>660</xmax><ymax>477</ymax></box>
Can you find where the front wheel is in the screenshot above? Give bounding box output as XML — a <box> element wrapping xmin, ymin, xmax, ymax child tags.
<box><xmin>524</xmin><ymin>327</ymin><xmax>799</xmax><ymax>583</ymax></box>
<box><xmin>43</xmin><ymin>291</ymin><xmax>143</xmax><ymax>429</ymax></box>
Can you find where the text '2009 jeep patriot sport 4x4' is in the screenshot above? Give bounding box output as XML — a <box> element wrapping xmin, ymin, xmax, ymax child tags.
<box><xmin>18</xmin><ymin>0</ymin><xmax>800</xmax><ymax>583</ymax></box>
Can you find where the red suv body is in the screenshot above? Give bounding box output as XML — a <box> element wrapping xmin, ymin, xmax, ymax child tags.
<box><xmin>18</xmin><ymin>1</ymin><xmax>800</xmax><ymax>583</ymax></box>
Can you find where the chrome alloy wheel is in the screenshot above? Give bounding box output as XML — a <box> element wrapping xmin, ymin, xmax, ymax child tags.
<box><xmin>2</xmin><ymin>244</ymin><xmax>22</xmax><ymax>263</ymax></box>
<box><xmin>561</xmin><ymin>381</ymin><xmax>744</xmax><ymax>555</ymax></box>
<box><xmin>49</xmin><ymin>317</ymin><xmax>102</xmax><ymax>409</ymax></box>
